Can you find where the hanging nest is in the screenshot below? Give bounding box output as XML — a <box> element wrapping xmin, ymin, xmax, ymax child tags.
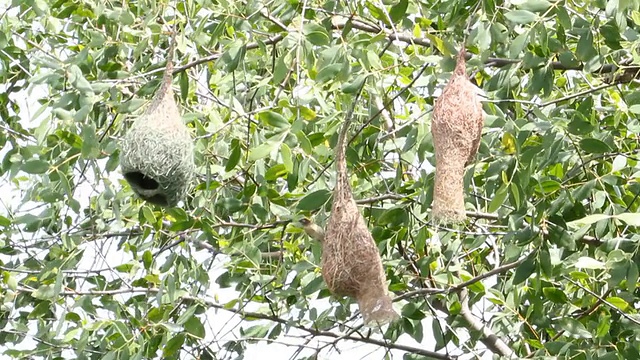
<box><xmin>431</xmin><ymin>48</ymin><xmax>484</xmax><ymax>223</ymax></box>
<box><xmin>322</xmin><ymin>121</ymin><xmax>399</xmax><ymax>326</ymax></box>
<box><xmin>120</xmin><ymin>34</ymin><xmax>195</xmax><ymax>208</ymax></box>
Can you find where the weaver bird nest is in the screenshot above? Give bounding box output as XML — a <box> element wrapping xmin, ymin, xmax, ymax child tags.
<box><xmin>431</xmin><ymin>48</ymin><xmax>484</xmax><ymax>223</ymax></box>
<box><xmin>321</xmin><ymin>121</ymin><xmax>399</xmax><ymax>326</ymax></box>
<box><xmin>120</xmin><ymin>35</ymin><xmax>195</xmax><ymax>208</ymax></box>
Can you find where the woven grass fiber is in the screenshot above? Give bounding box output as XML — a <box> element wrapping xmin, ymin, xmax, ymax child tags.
<box><xmin>322</xmin><ymin>119</ymin><xmax>399</xmax><ymax>326</ymax></box>
<box><xmin>120</xmin><ymin>34</ymin><xmax>195</xmax><ymax>208</ymax></box>
<box><xmin>431</xmin><ymin>48</ymin><xmax>484</xmax><ymax>223</ymax></box>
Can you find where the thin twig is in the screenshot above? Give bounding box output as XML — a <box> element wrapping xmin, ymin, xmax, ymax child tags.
<box><xmin>563</xmin><ymin>276</ymin><xmax>640</xmax><ymax>326</ymax></box>
<box><xmin>394</xmin><ymin>256</ymin><xmax>526</xmax><ymax>301</ymax></box>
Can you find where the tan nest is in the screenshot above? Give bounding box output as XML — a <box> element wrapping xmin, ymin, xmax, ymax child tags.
<box><xmin>431</xmin><ymin>48</ymin><xmax>484</xmax><ymax>223</ymax></box>
<box><xmin>322</xmin><ymin>121</ymin><xmax>399</xmax><ymax>326</ymax></box>
<box><xmin>119</xmin><ymin>34</ymin><xmax>195</xmax><ymax>208</ymax></box>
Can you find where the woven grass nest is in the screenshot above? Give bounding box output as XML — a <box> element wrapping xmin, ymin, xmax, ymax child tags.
<box><xmin>431</xmin><ymin>48</ymin><xmax>484</xmax><ymax>223</ymax></box>
<box><xmin>322</xmin><ymin>120</ymin><xmax>399</xmax><ymax>326</ymax></box>
<box><xmin>120</xmin><ymin>35</ymin><xmax>195</xmax><ymax>208</ymax></box>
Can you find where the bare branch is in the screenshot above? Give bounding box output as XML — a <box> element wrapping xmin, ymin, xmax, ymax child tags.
<box><xmin>14</xmin><ymin>286</ymin><xmax>456</xmax><ymax>360</ymax></box>
<box><xmin>174</xmin><ymin>34</ymin><xmax>285</xmax><ymax>74</ymax></box>
<box><xmin>394</xmin><ymin>257</ymin><xmax>526</xmax><ymax>301</ymax></box>
<box><xmin>459</xmin><ymin>288</ymin><xmax>516</xmax><ymax>358</ymax></box>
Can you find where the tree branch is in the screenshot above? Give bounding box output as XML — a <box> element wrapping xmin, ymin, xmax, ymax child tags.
<box><xmin>459</xmin><ymin>288</ymin><xmax>516</xmax><ymax>358</ymax></box>
<box><xmin>14</xmin><ymin>286</ymin><xmax>456</xmax><ymax>360</ymax></box>
<box><xmin>563</xmin><ymin>276</ymin><xmax>640</xmax><ymax>326</ymax></box>
<box><xmin>394</xmin><ymin>256</ymin><xmax>526</xmax><ymax>301</ymax></box>
<box><xmin>167</xmin><ymin>14</ymin><xmax>631</xmax><ymax>81</ymax></box>
<box><xmin>330</xmin><ymin>16</ymin><xmax>623</xmax><ymax>74</ymax></box>
<box><xmin>173</xmin><ymin>34</ymin><xmax>285</xmax><ymax>74</ymax></box>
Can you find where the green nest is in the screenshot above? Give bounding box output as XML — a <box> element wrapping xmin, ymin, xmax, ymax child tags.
<box><xmin>120</xmin><ymin>113</ymin><xmax>195</xmax><ymax>208</ymax></box>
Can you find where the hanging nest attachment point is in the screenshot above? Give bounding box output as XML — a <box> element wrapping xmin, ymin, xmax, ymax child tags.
<box><xmin>120</xmin><ymin>33</ymin><xmax>195</xmax><ymax>208</ymax></box>
<box><xmin>431</xmin><ymin>48</ymin><xmax>484</xmax><ymax>223</ymax></box>
<box><xmin>322</xmin><ymin>119</ymin><xmax>399</xmax><ymax>326</ymax></box>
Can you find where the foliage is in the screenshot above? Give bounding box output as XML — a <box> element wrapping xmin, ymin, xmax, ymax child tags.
<box><xmin>1</xmin><ymin>0</ymin><xmax>640</xmax><ymax>359</ymax></box>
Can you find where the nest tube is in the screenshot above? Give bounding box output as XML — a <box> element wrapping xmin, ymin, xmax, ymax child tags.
<box><xmin>431</xmin><ymin>48</ymin><xmax>484</xmax><ymax>223</ymax></box>
<box><xmin>119</xmin><ymin>32</ymin><xmax>195</xmax><ymax>208</ymax></box>
<box><xmin>321</xmin><ymin>118</ymin><xmax>399</xmax><ymax>326</ymax></box>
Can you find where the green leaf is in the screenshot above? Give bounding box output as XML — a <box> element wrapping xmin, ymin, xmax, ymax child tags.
<box><xmin>556</xmin><ymin>8</ymin><xmax>572</xmax><ymax>28</ymax></box>
<box><xmin>389</xmin><ymin>0</ymin><xmax>409</xmax><ymax>23</ymax></box>
<box><xmin>258</xmin><ymin>111</ymin><xmax>290</xmax><ymax>130</ymax></box>
<box><xmin>315</xmin><ymin>64</ymin><xmax>342</xmax><ymax>84</ymax></box>
<box><xmin>143</xmin><ymin>250</ymin><xmax>153</xmax><ymax>270</ymax></box>
<box><xmin>606</xmin><ymin>296</ymin><xmax>629</xmax><ymax>310</ymax></box>
<box><xmin>303</xmin><ymin>23</ymin><xmax>330</xmax><ymax>46</ymax></box>
<box><xmin>226</xmin><ymin>139</ymin><xmax>242</xmax><ymax>171</ymax></box>
<box><xmin>273</xmin><ymin>56</ymin><xmax>289</xmax><ymax>84</ymax></box>
<box><xmin>612</xmin><ymin>155</ymin><xmax>627</xmax><ymax>172</ymax></box>
<box><xmin>567</xmin><ymin>119</ymin><xmax>594</xmax><ymax>135</ymax></box>
<box><xmin>514</xmin><ymin>0</ymin><xmax>552</xmax><ymax>12</ymax></box>
<box><xmin>567</xmin><ymin>214</ymin><xmax>611</xmax><ymax>227</ymax></box>
<box><xmin>576</xmin><ymin>31</ymin><xmax>596</xmax><ymax>61</ymax></box>
<box><xmin>220</xmin><ymin>41</ymin><xmax>246</xmax><ymax>72</ymax></box>
<box><xmin>302</xmin><ymin>275</ymin><xmax>324</xmax><ymax>295</ymax></box>
<box><xmin>265</xmin><ymin>164</ymin><xmax>287</xmax><ymax>181</ymax></box>
<box><xmin>81</xmin><ymin>123</ymin><xmax>99</xmax><ymax>159</ymax></box>
<box><xmin>218</xmin><ymin>198</ymin><xmax>244</xmax><ymax>213</ymax></box>
<box><xmin>32</xmin><ymin>284</ymin><xmax>56</xmax><ymax>300</ymax></box>
<box><xmin>142</xmin><ymin>206</ymin><xmax>156</xmax><ymax>225</ymax></box>
<box><xmin>341</xmin><ymin>75</ymin><xmax>367</xmax><ymax>94</ymax></box>
<box><xmin>537</xmin><ymin>179</ymin><xmax>562</xmax><ymax>194</ymax></box>
<box><xmin>557</xmin><ymin>318</ymin><xmax>592</xmax><ymax>339</ymax></box>
<box><xmin>22</xmin><ymin>159</ymin><xmax>49</xmax><ymax>174</ymax></box>
<box><xmin>243</xmin><ymin>324</ymin><xmax>270</xmax><ymax>339</ymax></box>
<box><xmin>367</xmin><ymin>3</ymin><xmax>390</xmax><ymax>23</ymax></box>
<box><xmin>67</xmin><ymin>64</ymin><xmax>93</xmax><ymax>94</ymax></box>
<box><xmin>281</xmin><ymin>143</ymin><xmax>293</xmax><ymax>173</ymax></box>
<box><xmin>163</xmin><ymin>333</ymin><xmax>185</xmax><ymax>357</ymax></box>
<box><xmin>184</xmin><ymin>316</ymin><xmax>205</xmax><ymax>338</ymax></box>
<box><xmin>0</xmin><ymin>215</ymin><xmax>12</xmax><ymax>227</ymax></box>
<box><xmin>118</xmin><ymin>10</ymin><xmax>135</xmax><ymax>25</ymax></box>
<box><xmin>505</xmin><ymin>10</ymin><xmax>537</xmax><ymax>24</ymax></box>
<box><xmin>615</xmin><ymin>213</ymin><xmax>640</xmax><ymax>226</ymax></box>
<box><xmin>475</xmin><ymin>22</ymin><xmax>492</xmax><ymax>52</ymax></box>
<box><xmin>579</xmin><ymin>138</ymin><xmax>611</xmax><ymax>154</ymax></box>
<box><xmin>574</xmin><ymin>256</ymin><xmax>605</xmax><ymax>269</ymax></box>
<box><xmin>248</xmin><ymin>140</ymin><xmax>279</xmax><ymax>161</ymax></box>
<box><xmin>180</xmin><ymin>71</ymin><xmax>189</xmax><ymax>103</ymax></box>
<box><xmin>488</xmin><ymin>185</ymin><xmax>508</xmax><ymax>213</ymax></box>
<box><xmin>401</xmin><ymin>302</ymin><xmax>426</xmax><ymax>320</ymax></box>
<box><xmin>513</xmin><ymin>256</ymin><xmax>536</xmax><ymax>285</ymax></box>
<box><xmin>297</xmin><ymin>189</ymin><xmax>331</xmax><ymax>211</ymax></box>
<box><xmin>29</xmin><ymin>300</ymin><xmax>52</xmax><ymax>319</ymax></box>
<box><xmin>510</xmin><ymin>31</ymin><xmax>530</xmax><ymax>58</ymax></box>
<box><xmin>543</xmin><ymin>287</ymin><xmax>568</xmax><ymax>303</ymax></box>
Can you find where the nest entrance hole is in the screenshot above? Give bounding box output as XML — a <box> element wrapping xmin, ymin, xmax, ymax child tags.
<box><xmin>123</xmin><ymin>171</ymin><xmax>171</xmax><ymax>207</ymax></box>
<box><xmin>124</xmin><ymin>171</ymin><xmax>159</xmax><ymax>190</ymax></box>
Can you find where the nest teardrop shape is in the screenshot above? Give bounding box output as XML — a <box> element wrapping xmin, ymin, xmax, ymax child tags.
<box><xmin>431</xmin><ymin>48</ymin><xmax>484</xmax><ymax>223</ymax></box>
<box><xmin>119</xmin><ymin>33</ymin><xmax>195</xmax><ymax>208</ymax></box>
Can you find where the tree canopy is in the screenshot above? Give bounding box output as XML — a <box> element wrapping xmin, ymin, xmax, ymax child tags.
<box><xmin>1</xmin><ymin>0</ymin><xmax>640</xmax><ymax>359</ymax></box>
